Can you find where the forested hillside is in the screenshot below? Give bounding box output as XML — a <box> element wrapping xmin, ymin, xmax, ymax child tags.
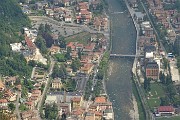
<box><xmin>0</xmin><ymin>0</ymin><xmax>32</xmax><ymax>77</ymax></box>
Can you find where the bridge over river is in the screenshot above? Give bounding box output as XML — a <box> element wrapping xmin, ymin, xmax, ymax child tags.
<box><xmin>110</xmin><ymin>53</ymin><xmax>144</xmax><ymax>58</ymax></box>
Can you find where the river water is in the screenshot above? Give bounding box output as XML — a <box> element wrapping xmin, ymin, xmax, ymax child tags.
<box><xmin>106</xmin><ymin>0</ymin><xmax>137</xmax><ymax>119</ymax></box>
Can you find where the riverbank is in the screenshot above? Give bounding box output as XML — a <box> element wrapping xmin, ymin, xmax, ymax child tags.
<box><xmin>124</xmin><ymin>0</ymin><xmax>140</xmax><ymax>119</ymax></box>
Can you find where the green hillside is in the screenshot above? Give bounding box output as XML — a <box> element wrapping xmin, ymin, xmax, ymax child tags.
<box><xmin>0</xmin><ymin>0</ymin><xmax>32</xmax><ymax>77</ymax></box>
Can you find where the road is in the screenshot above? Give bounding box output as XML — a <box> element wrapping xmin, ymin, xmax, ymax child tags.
<box><xmin>36</xmin><ymin>58</ymin><xmax>55</xmax><ymax>119</ymax></box>
<box><xmin>139</xmin><ymin>0</ymin><xmax>167</xmax><ymax>55</ymax></box>
<box><xmin>15</xmin><ymin>91</ymin><xmax>21</xmax><ymax>120</ymax></box>
<box><xmin>76</xmin><ymin>74</ymin><xmax>89</xmax><ymax>92</ymax></box>
<box><xmin>29</xmin><ymin>16</ymin><xmax>108</xmax><ymax>35</ymax></box>
<box><xmin>31</xmin><ymin>67</ymin><xmax>36</xmax><ymax>79</ymax></box>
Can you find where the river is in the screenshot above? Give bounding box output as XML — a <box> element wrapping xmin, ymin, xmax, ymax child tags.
<box><xmin>106</xmin><ymin>0</ymin><xmax>137</xmax><ymax>119</ymax></box>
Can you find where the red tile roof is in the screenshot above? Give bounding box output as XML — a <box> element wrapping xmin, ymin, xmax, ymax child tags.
<box><xmin>158</xmin><ymin>106</ymin><xmax>174</xmax><ymax>112</ymax></box>
<box><xmin>95</xmin><ymin>97</ymin><xmax>106</xmax><ymax>103</ymax></box>
<box><xmin>0</xmin><ymin>99</ymin><xmax>8</xmax><ymax>103</ymax></box>
<box><xmin>71</xmin><ymin>97</ymin><xmax>81</xmax><ymax>102</ymax></box>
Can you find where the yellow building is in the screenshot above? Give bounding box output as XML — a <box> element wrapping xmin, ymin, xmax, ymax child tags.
<box><xmin>71</xmin><ymin>97</ymin><xmax>83</xmax><ymax>109</ymax></box>
<box><xmin>51</xmin><ymin>78</ymin><xmax>62</xmax><ymax>89</ymax></box>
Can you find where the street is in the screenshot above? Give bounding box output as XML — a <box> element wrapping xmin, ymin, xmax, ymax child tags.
<box><xmin>36</xmin><ymin>58</ymin><xmax>55</xmax><ymax>119</ymax></box>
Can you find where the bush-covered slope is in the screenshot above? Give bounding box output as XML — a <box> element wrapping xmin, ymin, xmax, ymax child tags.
<box><xmin>0</xmin><ymin>0</ymin><xmax>32</xmax><ymax>77</ymax></box>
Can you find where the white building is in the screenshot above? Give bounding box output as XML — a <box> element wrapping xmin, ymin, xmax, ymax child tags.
<box><xmin>10</xmin><ymin>43</ymin><xmax>22</xmax><ymax>52</ymax></box>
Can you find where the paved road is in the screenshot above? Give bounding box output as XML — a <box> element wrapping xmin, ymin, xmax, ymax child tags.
<box><xmin>139</xmin><ymin>0</ymin><xmax>167</xmax><ymax>55</ymax></box>
<box><xmin>36</xmin><ymin>58</ymin><xmax>55</xmax><ymax>119</ymax></box>
<box><xmin>76</xmin><ymin>75</ymin><xmax>88</xmax><ymax>92</ymax></box>
<box><xmin>15</xmin><ymin>91</ymin><xmax>21</xmax><ymax>120</ymax></box>
<box><xmin>31</xmin><ymin>67</ymin><xmax>36</xmax><ymax>79</ymax></box>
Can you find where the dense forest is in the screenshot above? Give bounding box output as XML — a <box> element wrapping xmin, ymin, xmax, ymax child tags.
<box><xmin>0</xmin><ymin>0</ymin><xmax>32</xmax><ymax>77</ymax></box>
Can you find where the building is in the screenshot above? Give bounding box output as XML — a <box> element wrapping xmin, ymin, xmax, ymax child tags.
<box><xmin>71</xmin><ymin>97</ymin><xmax>83</xmax><ymax>109</ymax></box>
<box><xmin>156</xmin><ymin>106</ymin><xmax>175</xmax><ymax>116</ymax></box>
<box><xmin>93</xmin><ymin>96</ymin><xmax>112</xmax><ymax>111</ymax></box>
<box><xmin>134</xmin><ymin>12</ymin><xmax>144</xmax><ymax>22</ymax></box>
<box><xmin>49</xmin><ymin>45</ymin><xmax>60</xmax><ymax>55</ymax></box>
<box><xmin>25</xmin><ymin>101</ymin><xmax>34</xmax><ymax>110</ymax></box>
<box><xmin>5</xmin><ymin>76</ymin><xmax>17</xmax><ymax>86</ymax></box>
<box><xmin>145</xmin><ymin>62</ymin><xmax>159</xmax><ymax>80</ymax></box>
<box><xmin>0</xmin><ymin>80</ymin><xmax>5</xmax><ymax>91</ymax></box>
<box><xmin>80</xmin><ymin>63</ymin><xmax>94</xmax><ymax>74</ymax></box>
<box><xmin>45</xmin><ymin>92</ymin><xmax>83</xmax><ymax>104</ymax></box>
<box><xmin>103</xmin><ymin>108</ymin><xmax>114</xmax><ymax>120</ymax></box>
<box><xmin>10</xmin><ymin>43</ymin><xmax>22</xmax><ymax>52</ymax></box>
<box><xmin>21</xmin><ymin>110</ymin><xmax>37</xmax><ymax>120</ymax></box>
<box><xmin>93</xmin><ymin>16</ymin><xmax>108</xmax><ymax>31</ymax></box>
<box><xmin>64</xmin><ymin>16</ymin><xmax>72</xmax><ymax>22</ymax></box>
<box><xmin>51</xmin><ymin>78</ymin><xmax>63</xmax><ymax>89</ymax></box>
<box><xmin>0</xmin><ymin>99</ymin><xmax>8</xmax><ymax>107</ymax></box>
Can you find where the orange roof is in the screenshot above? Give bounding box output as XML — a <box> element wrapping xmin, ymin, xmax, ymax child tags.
<box><xmin>71</xmin><ymin>97</ymin><xmax>81</xmax><ymax>102</ymax></box>
<box><xmin>94</xmin><ymin>96</ymin><xmax>106</xmax><ymax>103</ymax></box>
<box><xmin>67</xmin><ymin>42</ymin><xmax>76</xmax><ymax>49</ymax></box>
<box><xmin>80</xmin><ymin>10</ymin><xmax>90</xmax><ymax>15</ymax></box>
<box><xmin>25</xmin><ymin>101</ymin><xmax>33</xmax><ymax>105</ymax></box>
<box><xmin>0</xmin><ymin>99</ymin><xmax>8</xmax><ymax>103</ymax></box>
<box><xmin>0</xmin><ymin>80</ymin><xmax>4</xmax><ymax>89</ymax></box>
<box><xmin>81</xmin><ymin>63</ymin><xmax>93</xmax><ymax>71</ymax></box>
<box><xmin>72</xmin><ymin>108</ymin><xmax>85</xmax><ymax>115</ymax></box>
<box><xmin>94</xmin><ymin>111</ymin><xmax>102</xmax><ymax>116</ymax></box>
<box><xmin>78</xmin><ymin>2</ymin><xmax>88</xmax><ymax>6</ymax></box>
<box><xmin>25</xmin><ymin>37</ymin><xmax>34</xmax><ymax>48</ymax></box>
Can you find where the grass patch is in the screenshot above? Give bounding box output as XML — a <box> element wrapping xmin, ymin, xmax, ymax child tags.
<box><xmin>156</xmin><ymin>116</ymin><xmax>180</xmax><ymax>120</ymax></box>
<box><xmin>65</xmin><ymin>32</ymin><xmax>104</xmax><ymax>45</ymax></box>
<box><xmin>65</xmin><ymin>32</ymin><xmax>91</xmax><ymax>45</ymax></box>
<box><xmin>146</xmin><ymin>83</ymin><xmax>165</xmax><ymax>110</ymax></box>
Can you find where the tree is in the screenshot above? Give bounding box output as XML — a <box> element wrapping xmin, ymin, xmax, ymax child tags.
<box><xmin>71</xmin><ymin>58</ymin><xmax>81</xmax><ymax>72</ymax></box>
<box><xmin>42</xmin><ymin>33</ymin><xmax>54</xmax><ymax>48</ymax></box>
<box><xmin>159</xmin><ymin>71</ymin><xmax>165</xmax><ymax>84</ymax></box>
<box><xmin>78</xmin><ymin>49</ymin><xmax>81</xmax><ymax>60</ymax></box>
<box><xmin>28</xmin><ymin>60</ymin><xmax>36</xmax><ymax>67</ymax></box>
<box><xmin>65</xmin><ymin>47</ymin><xmax>72</xmax><ymax>60</ymax></box>
<box><xmin>96</xmin><ymin>70</ymin><xmax>104</xmax><ymax>80</ymax></box>
<box><xmin>165</xmin><ymin>74</ymin><xmax>172</xmax><ymax>85</ymax></box>
<box><xmin>160</xmin><ymin>96</ymin><xmax>170</xmax><ymax>106</ymax></box>
<box><xmin>44</xmin><ymin>24</ymin><xmax>51</xmax><ymax>33</ymax></box>
<box><xmin>52</xmin><ymin>63</ymin><xmax>66</xmax><ymax>78</ymax></box>
<box><xmin>144</xmin><ymin>77</ymin><xmax>151</xmax><ymax>91</ymax></box>
<box><xmin>163</xmin><ymin>58</ymin><xmax>169</xmax><ymax>69</ymax></box>
<box><xmin>8</xmin><ymin>103</ymin><xmax>15</xmax><ymax>112</ymax></box>
<box><xmin>58</xmin><ymin>36</ymin><xmax>66</xmax><ymax>48</ymax></box>
<box><xmin>35</xmin><ymin>36</ymin><xmax>48</xmax><ymax>54</ymax></box>
<box><xmin>45</xmin><ymin>103</ymin><xmax>58</xmax><ymax>119</ymax></box>
<box><xmin>19</xmin><ymin>104</ymin><xmax>28</xmax><ymax>111</ymax></box>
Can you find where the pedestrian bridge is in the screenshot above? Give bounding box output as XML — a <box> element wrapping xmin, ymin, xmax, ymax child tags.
<box><xmin>110</xmin><ymin>54</ymin><xmax>144</xmax><ymax>58</ymax></box>
<box><xmin>111</xmin><ymin>11</ymin><xmax>124</xmax><ymax>14</ymax></box>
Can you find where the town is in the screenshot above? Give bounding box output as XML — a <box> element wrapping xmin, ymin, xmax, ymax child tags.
<box><xmin>127</xmin><ymin>0</ymin><xmax>180</xmax><ymax>120</ymax></box>
<box><xmin>0</xmin><ymin>0</ymin><xmax>113</xmax><ymax>120</ymax></box>
<box><xmin>0</xmin><ymin>0</ymin><xmax>180</xmax><ymax>120</ymax></box>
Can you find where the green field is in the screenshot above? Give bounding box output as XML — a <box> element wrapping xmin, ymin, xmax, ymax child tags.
<box><xmin>65</xmin><ymin>32</ymin><xmax>104</xmax><ymax>45</ymax></box>
<box><xmin>146</xmin><ymin>83</ymin><xmax>165</xmax><ymax>110</ymax></box>
<box><xmin>65</xmin><ymin>32</ymin><xmax>91</xmax><ymax>45</ymax></box>
<box><xmin>156</xmin><ymin>116</ymin><xmax>180</xmax><ymax>120</ymax></box>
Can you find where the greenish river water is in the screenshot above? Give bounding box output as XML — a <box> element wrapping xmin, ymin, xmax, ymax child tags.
<box><xmin>106</xmin><ymin>0</ymin><xmax>137</xmax><ymax>119</ymax></box>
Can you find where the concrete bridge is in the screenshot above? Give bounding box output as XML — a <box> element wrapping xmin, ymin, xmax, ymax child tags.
<box><xmin>110</xmin><ymin>54</ymin><xmax>144</xmax><ymax>58</ymax></box>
